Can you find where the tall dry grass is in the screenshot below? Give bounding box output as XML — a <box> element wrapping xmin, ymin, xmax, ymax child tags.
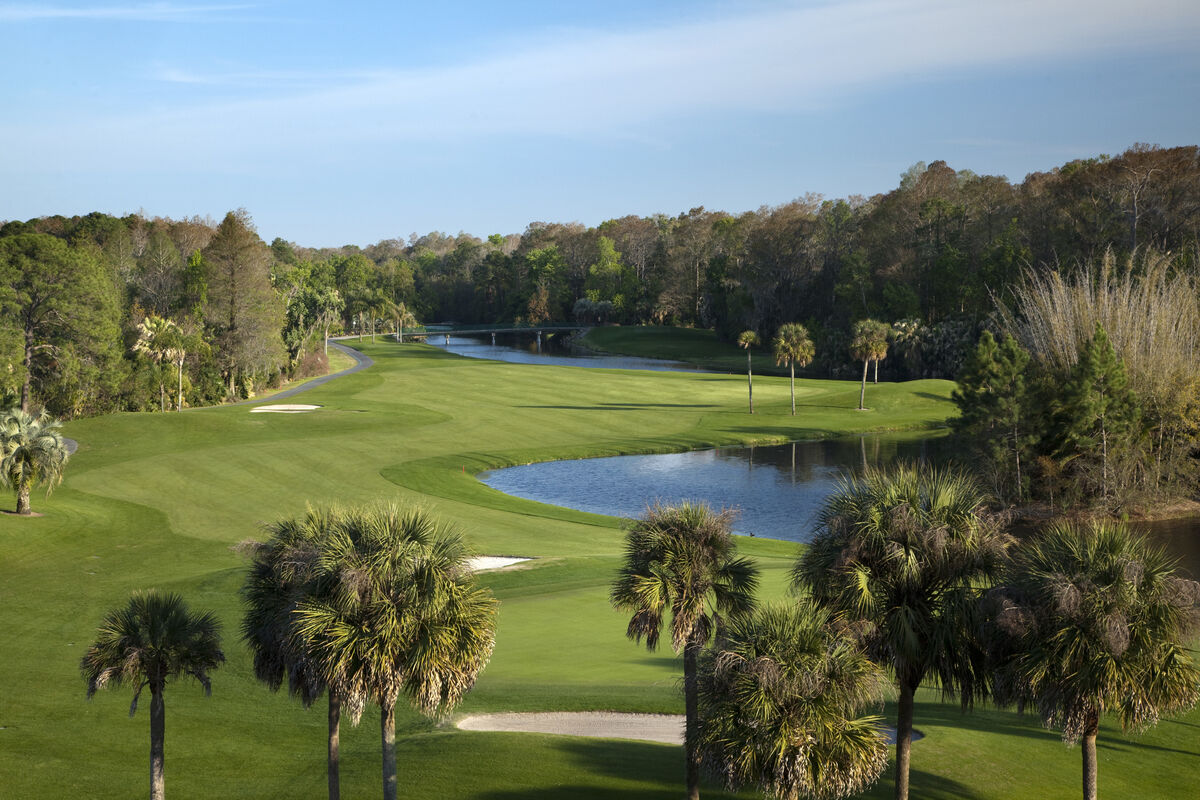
<box><xmin>997</xmin><ymin>249</ymin><xmax>1200</xmax><ymax>495</ymax></box>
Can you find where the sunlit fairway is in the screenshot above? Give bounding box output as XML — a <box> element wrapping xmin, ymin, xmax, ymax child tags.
<box><xmin>1</xmin><ymin>340</ymin><xmax>1196</xmax><ymax>799</ymax></box>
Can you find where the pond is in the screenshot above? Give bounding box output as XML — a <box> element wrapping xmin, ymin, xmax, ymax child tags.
<box><xmin>430</xmin><ymin>333</ymin><xmax>704</xmax><ymax>372</ymax></box>
<box><xmin>480</xmin><ymin>434</ymin><xmax>1200</xmax><ymax>578</ymax></box>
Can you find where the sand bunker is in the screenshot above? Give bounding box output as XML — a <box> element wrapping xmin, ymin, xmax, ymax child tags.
<box><xmin>456</xmin><ymin>711</ymin><xmax>919</xmax><ymax>746</ymax></box>
<box><xmin>250</xmin><ymin>404</ymin><xmax>322</xmax><ymax>413</ymax></box>
<box><xmin>457</xmin><ymin>712</ymin><xmax>684</xmax><ymax>745</ymax></box>
<box><xmin>468</xmin><ymin>556</ymin><xmax>531</xmax><ymax>571</ymax></box>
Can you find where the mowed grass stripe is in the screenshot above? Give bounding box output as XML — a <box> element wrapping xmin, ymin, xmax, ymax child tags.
<box><xmin>2</xmin><ymin>338</ymin><xmax>1194</xmax><ymax>799</ymax></box>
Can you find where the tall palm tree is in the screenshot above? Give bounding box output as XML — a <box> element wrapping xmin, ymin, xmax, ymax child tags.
<box><xmin>773</xmin><ymin>323</ymin><xmax>815</xmax><ymax>416</ymax></box>
<box><xmin>611</xmin><ymin>501</ymin><xmax>760</xmax><ymax>800</ymax></box>
<box><xmin>737</xmin><ymin>330</ymin><xmax>760</xmax><ymax>414</ymax></box>
<box><xmin>132</xmin><ymin>315</ymin><xmax>180</xmax><ymax>412</ymax></box>
<box><xmin>850</xmin><ymin>319</ymin><xmax>889</xmax><ymax>410</ymax></box>
<box><xmin>984</xmin><ymin>521</ymin><xmax>1200</xmax><ymax>800</ymax></box>
<box><xmin>294</xmin><ymin>504</ymin><xmax>498</xmax><ymax>800</ymax></box>
<box><xmin>0</xmin><ymin>407</ymin><xmax>69</xmax><ymax>515</ymax></box>
<box><xmin>392</xmin><ymin>302</ymin><xmax>418</xmax><ymax>344</ymax></box>
<box><xmin>792</xmin><ymin>464</ymin><xmax>1010</xmax><ymax>800</ymax></box>
<box><xmin>81</xmin><ymin>591</ymin><xmax>225</xmax><ymax>800</ymax></box>
<box><xmin>241</xmin><ymin>506</ymin><xmax>362</xmax><ymax>800</ymax></box>
<box><xmin>697</xmin><ymin>602</ymin><xmax>890</xmax><ymax>800</ymax></box>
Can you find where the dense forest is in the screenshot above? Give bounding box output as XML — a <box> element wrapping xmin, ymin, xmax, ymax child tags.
<box><xmin>2</xmin><ymin>143</ymin><xmax>1198</xmax><ymax>420</ymax></box>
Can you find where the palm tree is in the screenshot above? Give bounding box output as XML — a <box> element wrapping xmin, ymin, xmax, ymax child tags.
<box><xmin>241</xmin><ymin>506</ymin><xmax>362</xmax><ymax>800</ymax></box>
<box><xmin>132</xmin><ymin>315</ymin><xmax>180</xmax><ymax>412</ymax></box>
<box><xmin>792</xmin><ymin>464</ymin><xmax>1010</xmax><ymax>800</ymax></box>
<box><xmin>697</xmin><ymin>602</ymin><xmax>890</xmax><ymax>800</ymax></box>
<box><xmin>314</xmin><ymin>287</ymin><xmax>344</xmax><ymax>356</ymax></box>
<box><xmin>850</xmin><ymin>319</ymin><xmax>889</xmax><ymax>410</ymax></box>
<box><xmin>392</xmin><ymin>302</ymin><xmax>418</xmax><ymax>344</ymax></box>
<box><xmin>772</xmin><ymin>323</ymin><xmax>815</xmax><ymax>416</ymax></box>
<box><xmin>737</xmin><ymin>330</ymin><xmax>760</xmax><ymax>414</ymax></box>
<box><xmin>81</xmin><ymin>591</ymin><xmax>225</xmax><ymax>800</ymax></box>
<box><xmin>294</xmin><ymin>504</ymin><xmax>498</xmax><ymax>800</ymax></box>
<box><xmin>0</xmin><ymin>407</ymin><xmax>69</xmax><ymax>515</ymax></box>
<box><xmin>984</xmin><ymin>521</ymin><xmax>1200</xmax><ymax>800</ymax></box>
<box><xmin>611</xmin><ymin>501</ymin><xmax>760</xmax><ymax>800</ymax></box>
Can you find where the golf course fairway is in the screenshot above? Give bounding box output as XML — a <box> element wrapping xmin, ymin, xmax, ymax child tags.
<box><xmin>1</xmin><ymin>339</ymin><xmax>1196</xmax><ymax>799</ymax></box>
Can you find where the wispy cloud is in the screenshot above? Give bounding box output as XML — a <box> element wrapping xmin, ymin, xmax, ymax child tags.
<box><xmin>140</xmin><ymin>0</ymin><xmax>1200</xmax><ymax>134</ymax></box>
<box><xmin>5</xmin><ymin>0</ymin><xmax>1200</xmax><ymax>167</ymax></box>
<box><xmin>0</xmin><ymin>3</ymin><xmax>251</xmax><ymax>22</ymax></box>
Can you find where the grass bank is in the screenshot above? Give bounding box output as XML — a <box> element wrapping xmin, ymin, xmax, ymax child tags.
<box><xmin>1</xmin><ymin>340</ymin><xmax>1195</xmax><ymax>799</ymax></box>
<box><xmin>580</xmin><ymin>325</ymin><xmax>789</xmax><ymax>374</ymax></box>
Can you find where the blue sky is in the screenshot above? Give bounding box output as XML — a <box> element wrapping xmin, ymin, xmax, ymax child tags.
<box><xmin>2</xmin><ymin>1</ymin><xmax>1198</xmax><ymax>246</ymax></box>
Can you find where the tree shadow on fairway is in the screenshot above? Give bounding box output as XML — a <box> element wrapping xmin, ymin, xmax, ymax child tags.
<box><xmin>472</xmin><ymin>737</ymin><xmax>743</xmax><ymax>800</ymax></box>
<box><xmin>515</xmin><ymin>402</ymin><xmax>721</xmax><ymax>410</ymax></box>
<box><xmin>906</xmin><ymin>700</ymin><xmax>1061</xmax><ymax>745</ymax></box>
<box><xmin>864</xmin><ymin>769</ymin><xmax>985</xmax><ymax>800</ymax></box>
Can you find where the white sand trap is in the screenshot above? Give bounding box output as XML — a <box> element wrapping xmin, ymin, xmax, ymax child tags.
<box><xmin>468</xmin><ymin>556</ymin><xmax>531</xmax><ymax>571</ymax></box>
<box><xmin>457</xmin><ymin>712</ymin><xmax>684</xmax><ymax>745</ymax></box>
<box><xmin>250</xmin><ymin>404</ymin><xmax>322</xmax><ymax>413</ymax></box>
<box><xmin>456</xmin><ymin>712</ymin><xmax>918</xmax><ymax>746</ymax></box>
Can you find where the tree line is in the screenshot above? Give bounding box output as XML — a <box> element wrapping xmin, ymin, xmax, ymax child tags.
<box><xmin>4</xmin><ymin>143</ymin><xmax>1199</xmax><ymax>417</ymax></box>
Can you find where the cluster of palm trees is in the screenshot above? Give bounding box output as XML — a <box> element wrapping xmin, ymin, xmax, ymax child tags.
<box><xmin>614</xmin><ymin>465</ymin><xmax>1200</xmax><ymax>800</ymax></box>
<box><xmin>740</xmin><ymin>319</ymin><xmax>892</xmax><ymax>416</ymax></box>
<box><xmin>0</xmin><ymin>406</ymin><xmax>70</xmax><ymax>515</ymax></box>
<box><xmin>81</xmin><ymin>503</ymin><xmax>497</xmax><ymax>800</ymax></box>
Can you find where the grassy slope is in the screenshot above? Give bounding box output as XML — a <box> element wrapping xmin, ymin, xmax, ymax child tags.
<box><xmin>1</xmin><ymin>339</ymin><xmax>1195</xmax><ymax>799</ymax></box>
<box><xmin>581</xmin><ymin>325</ymin><xmax>790</xmax><ymax>374</ymax></box>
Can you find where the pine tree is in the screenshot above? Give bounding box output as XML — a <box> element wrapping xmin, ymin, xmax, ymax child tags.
<box><xmin>952</xmin><ymin>332</ymin><xmax>1037</xmax><ymax>502</ymax></box>
<box><xmin>1054</xmin><ymin>325</ymin><xmax>1142</xmax><ymax>503</ymax></box>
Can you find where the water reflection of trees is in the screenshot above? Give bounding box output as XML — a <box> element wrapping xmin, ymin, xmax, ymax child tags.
<box><xmin>712</xmin><ymin>435</ymin><xmax>957</xmax><ymax>485</ymax></box>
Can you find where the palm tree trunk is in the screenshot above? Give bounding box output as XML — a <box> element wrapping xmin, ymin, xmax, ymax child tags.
<box><xmin>859</xmin><ymin>360</ymin><xmax>869</xmax><ymax>410</ymax></box>
<box><xmin>1082</xmin><ymin>710</ymin><xmax>1099</xmax><ymax>800</ymax></box>
<box><xmin>150</xmin><ymin>684</ymin><xmax>166</xmax><ymax>800</ymax></box>
<box><xmin>328</xmin><ymin>694</ymin><xmax>341</xmax><ymax>800</ymax></box>
<box><xmin>159</xmin><ymin>381</ymin><xmax>165</xmax><ymax>412</ymax></box>
<box><xmin>789</xmin><ymin>363</ymin><xmax>796</xmax><ymax>416</ymax></box>
<box><xmin>894</xmin><ymin>681</ymin><xmax>915</xmax><ymax>800</ymax></box>
<box><xmin>16</xmin><ymin>481</ymin><xmax>31</xmax><ymax>515</ymax></box>
<box><xmin>324</xmin><ymin>323</ymin><xmax>330</xmax><ymax>356</ymax></box>
<box><xmin>873</xmin><ymin>359</ymin><xmax>879</xmax><ymax>383</ymax></box>
<box><xmin>683</xmin><ymin>641</ymin><xmax>701</xmax><ymax>800</ymax></box>
<box><xmin>746</xmin><ymin>351</ymin><xmax>753</xmax><ymax>414</ymax></box>
<box><xmin>176</xmin><ymin>359</ymin><xmax>184</xmax><ymax>412</ymax></box>
<box><xmin>381</xmin><ymin>701</ymin><xmax>397</xmax><ymax>800</ymax></box>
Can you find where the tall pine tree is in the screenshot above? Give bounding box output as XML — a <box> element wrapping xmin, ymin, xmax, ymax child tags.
<box><xmin>1053</xmin><ymin>325</ymin><xmax>1142</xmax><ymax>503</ymax></box>
<box><xmin>952</xmin><ymin>331</ymin><xmax>1037</xmax><ymax>502</ymax></box>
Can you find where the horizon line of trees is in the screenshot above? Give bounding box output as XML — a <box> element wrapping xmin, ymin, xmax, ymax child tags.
<box><xmin>4</xmin><ymin>143</ymin><xmax>1199</xmax><ymax>417</ymax></box>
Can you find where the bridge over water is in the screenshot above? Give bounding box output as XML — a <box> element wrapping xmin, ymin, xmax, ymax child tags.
<box><xmin>421</xmin><ymin>322</ymin><xmax>590</xmax><ymax>348</ymax></box>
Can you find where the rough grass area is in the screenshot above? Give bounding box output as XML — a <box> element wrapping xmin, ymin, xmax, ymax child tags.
<box><xmin>581</xmin><ymin>325</ymin><xmax>789</xmax><ymax>374</ymax></box>
<box><xmin>1</xmin><ymin>339</ymin><xmax>1196</xmax><ymax>799</ymax></box>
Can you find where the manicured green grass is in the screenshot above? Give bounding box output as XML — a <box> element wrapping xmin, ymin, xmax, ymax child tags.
<box><xmin>1</xmin><ymin>337</ymin><xmax>1195</xmax><ymax>799</ymax></box>
<box><xmin>581</xmin><ymin>325</ymin><xmax>790</xmax><ymax>374</ymax></box>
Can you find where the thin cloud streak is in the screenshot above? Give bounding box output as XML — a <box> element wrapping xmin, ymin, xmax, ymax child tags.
<box><xmin>4</xmin><ymin>0</ymin><xmax>1199</xmax><ymax>169</ymax></box>
<box><xmin>0</xmin><ymin>3</ymin><xmax>252</xmax><ymax>22</ymax></box>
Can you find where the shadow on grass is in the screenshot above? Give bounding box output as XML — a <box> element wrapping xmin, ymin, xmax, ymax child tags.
<box><xmin>865</xmin><ymin>769</ymin><xmax>985</xmax><ymax>800</ymax></box>
<box><xmin>515</xmin><ymin>403</ymin><xmax>719</xmax><ymax>411</ymax></box>
<box><xmin>470</xmin><ymin>736</ymin><xmax>981</xmax><ymax>800</ymax></box>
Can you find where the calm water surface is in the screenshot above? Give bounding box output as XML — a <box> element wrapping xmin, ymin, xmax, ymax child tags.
<box><xmin>481</xmin><ymin>435</ymin><xmax>1200</xmax><ymax>577</ymax></box>
<box><xmin>430</xmin><ymin>333</ymin><xmax>704</xmax><ymax>372</ymax></box>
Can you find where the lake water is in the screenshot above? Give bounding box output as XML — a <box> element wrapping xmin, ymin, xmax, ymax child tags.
<box><xmin>480</xmin><ymin>435</ymin><xmax>1200</xmax><ymax>578</ymax></box>
<box><xmin>430</xmin><ymin>333</ymin><xmax>703</xmax><ymax>372</ymax></box>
